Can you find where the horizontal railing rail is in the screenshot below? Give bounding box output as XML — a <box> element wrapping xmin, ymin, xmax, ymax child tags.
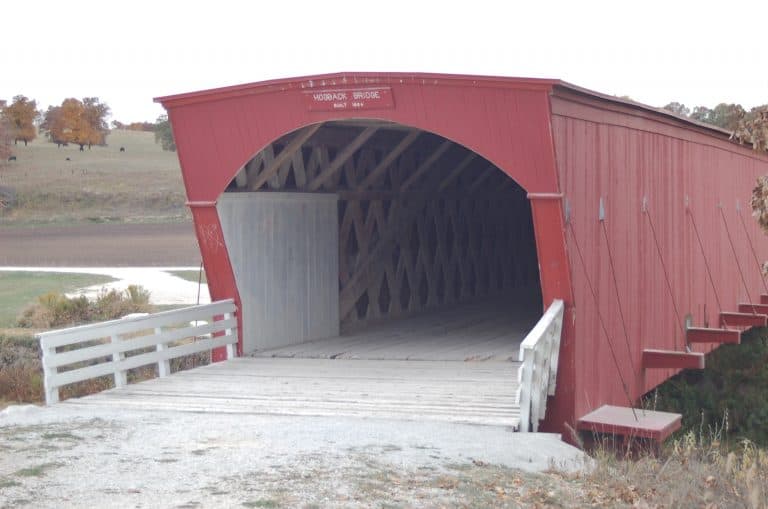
<box><xmin>517</xmin><ymin>299</ymin><xmax>565</xmax><ymax>432</ymax></box>
<box><xmin>37</xmin><ymin>299</ymin><xmax>237</xmax><ymax>405</ymax></box>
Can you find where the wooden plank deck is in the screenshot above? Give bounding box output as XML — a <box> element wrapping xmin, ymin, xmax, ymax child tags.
<box><xmin>62</xmin><ymin>358</ymin><xmax>522</xmax><ymax>428</ymax></box>
<box><xmin>60</xmin><ymin>301</ymin><xmax>533</xmax><ymax>428</ymax></box>
<box><xmin>251</xmin><ymin>300</ymin><xmax>537</xmax><ymax>361</ymax></box>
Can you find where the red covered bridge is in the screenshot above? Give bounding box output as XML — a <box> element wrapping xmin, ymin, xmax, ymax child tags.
<box><xmin>144</xmin><ymin>72</ymin><xmax>768</xmax><ymax>441</ymax></box>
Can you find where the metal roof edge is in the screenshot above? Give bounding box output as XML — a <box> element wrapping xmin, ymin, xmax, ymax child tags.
<box><xmin>153</xmin><ymin>72</ymin><xmax>560</xmax><ymax>107</ymax></box>
<box><xmin>552</xmin><ymin>81</ymin><xmax>734</xmax><ymax>138</ymax></box>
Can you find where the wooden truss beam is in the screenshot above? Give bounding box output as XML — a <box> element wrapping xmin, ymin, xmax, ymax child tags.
<box><xmin>468</xmin><ymin>165</ymin><xmax>497</xmax><ymax>192</ymax></box>
<box><xmin>233</xmin><ymin>166</ymin><xmax>247</xmax><ymax>188</ymax></box>
<box><xmin>308</xmin><ymin>126</ymin><xmax>379</xmax><ymax>191</ymax></box>
<box><xmin>250</xmin><ymin>124</ymin><xmax>321</xmax><ymax>190</ymax></box>
<box><xmin>339</xmin><ymin>200</ymin><xmax>426</xmax><ymax>318</ymax></box>
<box><xmin>244</xmin><ymin>151</ymin><xmax>265</xmax><ymax>189</ymax></box>
<box><xmin>399</xmin><ymin>140</ymin><xmax>453</xmax><ymax>193</ymax></box>
<box><xmin>437</xmin><ymin>152</ymin><xmax>477</xmax><ymax>191</ymax></box>
<box><xmin>338</xmin><ymin>182</ymin><xmax>516</xmax><ymax>202</ymax></box>
<box><xmin>358</xmin><ymin>130</ymin><xmax>421</xmax><ymax>190</ymax></box>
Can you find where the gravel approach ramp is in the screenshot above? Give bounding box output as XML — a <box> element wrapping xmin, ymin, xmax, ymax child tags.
<box><xmin>0</xmin><ymin>397</ymin><xmax>586</xmax><ymax>508</ymax></box>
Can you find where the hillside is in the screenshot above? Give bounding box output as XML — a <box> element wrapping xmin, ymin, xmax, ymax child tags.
<box><xmin>0</xmin><ymin>130</ymin><xmax>188</xmax><ymax>226</ymax></box>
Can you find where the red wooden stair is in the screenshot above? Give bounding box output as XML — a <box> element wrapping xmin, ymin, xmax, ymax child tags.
<box><xmin>686</xmin><ymin>327</ymin><xmax>741</xmax><ymax>345</ymax></box>
<box><xmin>642</xmin><ymin>349</ymin><xmax>705</xmax><ymax>369</ymax></box>
<box><xmin>577</xmin><ymin>405</ymin><xmax>682</xmax><ymax>443</ymax></box>
<box><xmin>738</xmin><ymin>303</ymin><xmax>768</xmax><ymax>315</ymax></box>
<box><xmin>720</xmin><ymin>312</ymin><xmax>768</xmax><ymax>328</ymax></box>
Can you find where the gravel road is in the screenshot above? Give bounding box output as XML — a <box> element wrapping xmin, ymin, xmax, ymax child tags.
<box><xmin>0</xmin><ymin>404</ymin><xmax>588</xmax><ymax>508</ymax></box>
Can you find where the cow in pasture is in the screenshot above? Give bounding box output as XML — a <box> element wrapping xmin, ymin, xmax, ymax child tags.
<box><xmin>65</xmin><ymin>157</ymin><xmax>71</xmax><ymax>161</ymax></box>
<box><xmin>119</xmin><ymin>147</ymin><xmax>125</xmax><ymax>152</ymax></box>
<box><xmin>7</xmin><ymin>156</ymin><xmax>16</xmax><ymax>162</ymax></box>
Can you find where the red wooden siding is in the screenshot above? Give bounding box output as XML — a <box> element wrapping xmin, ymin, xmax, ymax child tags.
<box><xmin>551</xmin><ymin>89</ymin><xmax>768</xmax><ymax>420</ymax></box>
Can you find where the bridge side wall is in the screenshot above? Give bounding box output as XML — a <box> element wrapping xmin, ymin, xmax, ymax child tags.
<box><xmin>551</xmin><ymin>90</ymin><xmax>768</xmax><ymax>419</ymax></box>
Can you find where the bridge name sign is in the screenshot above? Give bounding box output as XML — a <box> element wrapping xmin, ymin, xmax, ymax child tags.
<box><xmin>303</xmin><ymin>87</ymin><xmax>394</xmax><ymax>112</ymax></box>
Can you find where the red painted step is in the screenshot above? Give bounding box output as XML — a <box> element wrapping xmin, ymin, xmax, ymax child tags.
<box><xmin>761</xmin><ymin>294</ymin><xmax>768</xmax><ymax>305</ymax></box>
<box><xmin>686</xmin><ymin>327</ymin><xmax>741</xmax><ymax>345</ymax></box>
<box><xmin>577</xmin><ymin>405</ymin><xmax>682</xmax><ymax>443</ymax></box>
<box><xmin>642</xmin><ymin>349</ymin><xmax>705</xmax><ymax>369</ymax></box>
<box><xmin>720</xmin><ymin>312</ymin><xmax>768</xmax><ymax>328</ymax></box>
<box><xmin>738</xmin><ymin>303</ymin><xmax>768</xmax><ymax>315</ymax></box>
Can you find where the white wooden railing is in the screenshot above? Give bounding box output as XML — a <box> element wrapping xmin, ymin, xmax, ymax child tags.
<box><xmin>517</xmin><ymin>299</ymin><xmax>565</xmax><ymax>432</ymax></box>
<box><xmin>37</xmin><ymin>299</ymin><xmax>238</xmax><ymax>405</ymax></box>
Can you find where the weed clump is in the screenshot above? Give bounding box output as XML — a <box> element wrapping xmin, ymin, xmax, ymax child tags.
<box><xmin>0</xmin><ymin>333</ymin><xmax>42</xmax><ymax>403</ymax></box>
<box><xmin>577</xmin><ymin>429</ymin><xmax>768</xmax><ymax>508</ymax></box>
<box><xmin>16</xmin><ymin>285</ymin><xmax>151</xmax><ymax>328</ymax></box>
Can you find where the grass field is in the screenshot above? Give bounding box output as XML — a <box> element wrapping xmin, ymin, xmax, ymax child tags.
<box><xmin>0</xmin><ymin>271</ymin><xmax>115</xmax><ymax>328</ymax></box>
<box><xmin>0</xmin><ymin>130</ymin><xmax>188</xmax><ymax>226</ymax></box>
<box><xmin>168</xmin><ymin>269</ymin><xmax>207</xmax><ymax>284</ymax></box>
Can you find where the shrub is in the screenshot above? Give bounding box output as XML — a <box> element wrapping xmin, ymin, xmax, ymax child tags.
<box><xmin>648</xmin><ymin>327</ymin><xmax>768</xmax><ymax>446</ymax></box>
<box><xmin>16</xmin><ymin>286</ymin><xmax>153</xmax><ymax>329</ymax></box>
<box><xmin>0</xmin><ymin>333</ymin><xmax>43</xmax><ymax>403</ymax></box>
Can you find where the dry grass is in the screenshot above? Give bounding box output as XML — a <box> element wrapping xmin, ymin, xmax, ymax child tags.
<box><xmin>562</xmin><ymin>434</ymin><xmax>767</xmax><ymax>508</ymax></box>
<box><xmin>16</xmin><ymin>285</ymin><xmax>151</xmax><ymax>329</ymax></box>
<box><xmin>0</xmin><ymin>129</ymin><xmax>187</xmax><ymax>226</ymax></box>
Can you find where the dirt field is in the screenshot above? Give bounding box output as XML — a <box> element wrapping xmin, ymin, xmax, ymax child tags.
<box><xmin>0</xmin><ymin>222</ymin><xmax>200</xmax><ymax>266</ymax></box>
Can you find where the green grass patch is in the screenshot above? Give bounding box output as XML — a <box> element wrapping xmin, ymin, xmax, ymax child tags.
<box><xmin>168</xmin><ymin>270</ymin><xmax>207</xmax><ymax>284</ymax></box>
<box><xmin>0</xmin><ymin>477</ymin><xmax>21</xmax><ymax>488</ymax></box>
<box><xmin>242</xmin><ymin>500</ymin><xmax>279</xmax><ymax>508</ymax></box>
<box><xmin>0</xmin><ymin>272</ymin><xmax>115</xmax><ymax>328</ymax></box>
<box><xmin>13</xmin><ymin>462</ymin><xmax>63</xmax><ymax>477</ymax></box>
<box><xmin>41</xmin><ymin>432</ymin><xmax>82</xmax><ymax>441</ymax></box>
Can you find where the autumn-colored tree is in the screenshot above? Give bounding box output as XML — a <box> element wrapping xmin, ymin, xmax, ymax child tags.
<box><xmin>40</xmin><ymin>105</ymin><xmax>66</xmax><ymax>147</ymax></box>
<box><xmin>734</xmin><ymin>106</ymin><xmax>768</xmax><ymax>151</ymax></box>
<box><xmin>1</xmin><ymin>95</ymin><xmax>39</xmax><ymax>146</ymax></box>
<box><xmin>747</xmin><ymin>108</ymin><xmax>768</xmax><ymax>272</ymax></box>
<box><xmin>63</xmin><ymin>98</ymin><xmax>89</xmax><ymax>149</ymax></box>
<box><xmin>154</xmin><ymin>114</ymin><xmax>175</xmax><ymax>151</ymax></box>
<box><xmin>40</xmin><ymin>97</ymin><xmax>111</xmax><ymax>149</ymax></box>
<box><xmin>82</xmin><ymin>97</ymin><xmax>110</xmax><ymax>147</ymax></box>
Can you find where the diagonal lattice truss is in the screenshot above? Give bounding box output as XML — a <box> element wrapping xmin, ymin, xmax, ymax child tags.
<box><xmin>227</xmin><ymin>121</ymin><xmax>539</xmax><ymax>327</ymax></box>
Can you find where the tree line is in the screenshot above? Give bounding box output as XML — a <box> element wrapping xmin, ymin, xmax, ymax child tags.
<box><xmin>663</xmin><ymin>101</ymin><xmax>768</xmax><ymax>151</ymax></box>
<box><xmin>0</xmin><ymin>95</ymin><xmax>110</xmax><ymax>151</ymax></box>
<box><xmin>0</xmin><ymin>95</ymin><xmax>176</xmax><ymax>154</ymax></box>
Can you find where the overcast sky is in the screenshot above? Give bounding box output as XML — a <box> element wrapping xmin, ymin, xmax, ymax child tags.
<box><xmin>2</xmin><ymin>1</ymin><xmax>767</xmax><ymax>123</ymax></box>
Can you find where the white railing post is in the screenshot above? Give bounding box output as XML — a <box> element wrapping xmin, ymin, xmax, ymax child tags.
<box><xmin>517</xmin><ymin>299</ymin><xmax>565</xmax><ymax>433</ymax></box>
<box><xmin>111</xmin><ymin>334</ymin><xmax>127</xmax><ymax>388</ymax></box>
<box><xmin>224</xmin><ymin>312</ymin><xmax>236</xmax><ymax>360</ymax></box>
<box><xmin>547</xmin><ymin>315</ymin><xmax>563</xmax><ymax>396</ymax></box>
<box><xmin>155</xmin><ymin>326</ymin><xmax>171</xmax><ymax>377</ymax></box>
<box><xmin>42</xmin><ymin>345</ymin><xmax>59</xmax><ymax>405</ymax></box>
